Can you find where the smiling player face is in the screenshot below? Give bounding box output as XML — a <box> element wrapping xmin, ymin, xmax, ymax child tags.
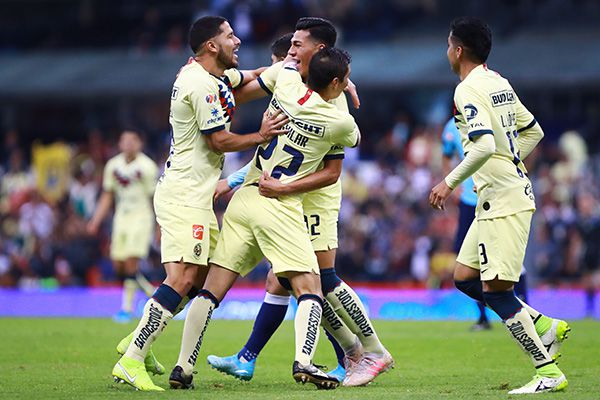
<box><xmin>287</xmin><ymin>30</ymin><xmax>325</xmax><ymax>80</ymax></box>
<box><xmin>214</xmin><ymin>21</ymin><xmax>241</xmax><ymax>69</ymax></box>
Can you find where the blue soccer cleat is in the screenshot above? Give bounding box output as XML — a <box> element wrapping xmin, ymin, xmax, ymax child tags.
<box><xmin>327</xmin><ymin>363</ymin><xmax>346</xmax><ymax>383</ymax></box>
<box><xmin>207</xmin><ymin>354</ymin><xmax>255</xmax><ymax>381</ymax></box>
<box><xmin>113</xmin><ymin>310</ymin><xmax>133</xmax><ymax>324</ymax></box>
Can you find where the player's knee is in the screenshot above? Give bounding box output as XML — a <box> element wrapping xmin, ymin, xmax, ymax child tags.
<box><xmin>266</xmin><ymin>274</ymin><xmax>289</xmax><ymax>296</ymax></box>
<box><xmin>454</xmin><ymin>278</ymin><xmax>484</xmax><ymax>302</ymax></box>
<box><xmin>277</xmin><ymin>276</ymin><xmax>293</xmax><ymax>291</ymax></box>
<box><xmin>320</xmin><ymin>268</ymin><xmax>342</xmax><ymax>295</ymax></box>
<box><xmin>482</xmin><ymin>290</ymin><xmax>521</xmax><ymax>320</ymax></box>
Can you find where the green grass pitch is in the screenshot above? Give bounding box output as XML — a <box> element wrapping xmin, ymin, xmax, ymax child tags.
<box><xmin>1</xmin><ymin>318</ymin><xmax>598</xmax><ymax>399</ymax></box>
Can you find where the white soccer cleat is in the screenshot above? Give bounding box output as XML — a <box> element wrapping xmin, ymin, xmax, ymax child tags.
<box><xmin>342</xmin><ymin>337</ymin><xmax>363</xmax><ymax>379</ymax></box>
<box><xmin>539</xmin><ymin>319</ymin><xmax>571</xmax><ymax>361</ymax></box>
<box><xmin>343</xmin><ymin>349</ymin><xmax>394</xmax><ymax>387</ymax></box>
<box><xmin>508</xmin><ymin>374</ymin><xmax>568</xmax><ymax>394</ymax></box>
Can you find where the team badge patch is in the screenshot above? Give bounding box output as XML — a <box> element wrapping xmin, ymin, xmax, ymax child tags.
<box><xmin>194</xmin><ymin>243</ymin><xmax>202</xmax><ymax>258</ymax></box>
<box><xmin>464</xmin><ymin>104</ymin><xmax>478</xmax><ymax>121</ymax></box>
<box><xmin>192</xmin><ymin>225</ymin><xmax>204</xmax><ymax>240</ymax></box>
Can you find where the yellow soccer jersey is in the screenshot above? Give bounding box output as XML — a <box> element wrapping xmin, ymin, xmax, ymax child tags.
<box><xmin>243</xmin><ymin>65</ymin><xmax>359</xmax><ymax>201</ymax></box>
<box><xmin>158</xmin><ymin>58</ymin><xmax>243</xmax><ymax>209</ymax></box>
<box><xmin>454</xmin><ymin>64</ymin><xmax>538</xmax><ymax>220</ymax></box>
<box><xmin>103</xmin><ymin>152</ymin><xmax>158</xmax><ymax>215</ymax></box>
<box><xmin>260</xmin><ymin>61</ymin><xmax>348</xmax><ymax>204</ymax></box>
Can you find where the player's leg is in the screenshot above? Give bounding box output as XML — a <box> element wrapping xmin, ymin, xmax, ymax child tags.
<box><xmin>514</xmin><ymin>269</ymin><xmax>528</xmax><ymax>303</ymax></box>
<box><xmin>477</xmin><ymin>213</ymin><xmax>566</xmax><ymax>394</ymax></box>
<box><xmin>170</xmin><ymin>264</ymin><xmax>239</xmax><ymax>389</ymax></box>
<box><xmin>317</xmin><ymin>250</ymin><xmax>392</xmax><ymax>386</ymax></box>
<box><xmin>123</xmin><ymin>257</ymin><xmax>155</xmax><ymax>297</ymax></box>
<box><xmin>172</xmin><ymin>192</ymin><xmax>262</xmax><ymax>388</ymax></box>
<box><xmin>287</xmin><ymin>270</ymin><xmax>337</xmax><ymax>389</ymax></box>
<box><xmin>207</xmin><ymin>269</ymin><xmax>289</xmax><ymax>380</ymax></box>
<box><xmin>112</xmin><ymin>259</ymin><xmax>136</xmax><ymax>323</ymax></box>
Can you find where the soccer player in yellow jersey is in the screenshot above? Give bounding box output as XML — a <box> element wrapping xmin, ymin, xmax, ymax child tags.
<box><xmin>208</xmin><ymin>22</ymin><xmax>391</xmax><ymax>388</ymax></box>
<box><xmin>111</xmin><ymin>16</ymin><xmax>288</xmax><ymax>391</ymax></box>
<box><xmin>429</xmin><ymin>17</ymin><xmax>569</xmax><ymax>394</ymax></box>
<box><xmin>87</xmin><ymin>130</ymin><xmax>158</xmax><ymax>323</ymax></box>
<box><xmin>170</xmin><ymin>47</ymin><xmax>358</xmax><ymax>390</ymax></box>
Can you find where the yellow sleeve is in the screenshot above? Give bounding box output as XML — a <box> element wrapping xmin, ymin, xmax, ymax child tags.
<box><xmin>515</xmin><ymin>95</ymin><xmax>543</xmax><ymax>159</ymax></box>
<box><xmin>190</xmin><ymin>77</ymin><xmax>226</xmax><ymax>134</ymax></box>
<box><xmin>102</xmin><ymin>159</ymin><xmax>115</xmax><ymax>192</ymax></box>
<box><xmin>455</xmin><ymin>83</ymin><xmax>494</xmax><ymax>141</ymax></box>
<box><xmin>143</xmin><ymin>158</ymin><xmax>158</xmax><ymax>196</ymax></box>
<box><xmin>273</xmin><ymin>63</ymin><xmax>303</xmax><ymax>91</ymax></box>
<box><xmin>331</xmin><ymin>115</ymin><xmax>360</xmax><ymax>148</ymax></box>
<box><xmin>256</xmin><ymin>62</ymin><xmax>283</xmax><ymax>95</ymax></box>
<box><xmin>331</xmin><ymin>93</ymin><xmax>349</xmax><ymax>113</ymax></box>
<box><xmin>324</xmin><ymin>144</ymin><xmax>345</xmax><ymax>161</ymax></box>
<box><xmin>223</xmin><ymin>68</ymin><xmax>244</xmax><ymax>89</ymax></box>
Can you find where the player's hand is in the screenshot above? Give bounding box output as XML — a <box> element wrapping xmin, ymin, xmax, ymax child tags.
<box><xmin>259</xmin><ymin>171</ymin><xmax>287</xmax><ymax>198</ymax></box>
<box><xmin>214</xmin><ymin>179</ymin><xmax>233</xmax><ymax>202</ymax></box>
<box><xmin>429</xmin><ymin>180</ymin><xmax>453</xmax><ymax>211</ymax></box>
<box><xmin>345</xmin><ymin>79</ymin><xmax>360</xmax><ymax>109</ymax></box>
<box><xmin>86</xmin><ymin>220</ymin><xmax>99</xmax><ymax>235</ymax></box>
<box><xmin>258</xmin><ymin>109</ymin><xmax>289</xmax><ymax>143</ymax></box>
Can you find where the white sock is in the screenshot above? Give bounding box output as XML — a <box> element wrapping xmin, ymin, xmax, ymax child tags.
<box><xmin>176</xmin><ymin>295</ymin><xmax>217</xmax><ymax>375</ymax></box>
<box><xmin>325</xmin><ymin>282</ymin><xmax>385</xmax><ymax>354</ymax></box>
<box><xmin>321</xmin><ymin>299</ymin><xmax>356</xmax><ymax>351</ymax></box>
<box><xmin>121</xmin><ymin>279</ymin><xmax>138</xmax><ymax>313</ymax></box>
<box><xmin>294</xmin><ymin>296</ymin><xmax>322</xmax><ymax>366</ymax></box>
<box><xmin>505</xmin><ymin>308</ymin><xmax>554</xmax><ymax>368</ymax></box>
<box><xmin>124</xmin><ymin>298</ymin><xmax>173</xmax><ymax>362</ymax></box>
<box><xmin>136</xmin><ymin>272</ymin><xmax>156</xmax><ymax>297</ymax></box>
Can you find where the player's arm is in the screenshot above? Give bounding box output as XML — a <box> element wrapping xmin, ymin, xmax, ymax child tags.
<box><xmin>204</xmin><ymin>109</ymin><xmax>288</xmax><ymax>153</ymax></box>
<box><xmin>233</xmin><ymin>62</ymin><xmax>282</xmax><ymax>105</ymax></box>
<box><xmin>514</xmin><ymin>97</ymin><xmax>544</xmax><ymax>160</ymax></box>
<box><xmin>214</xmin><ymin>161</ymin><xmax>251</xmax><ymax>202</ymax></box>
<box><xmin>259</xmin><ymin>158</ymin><xmax>342</xmax><ymax>198</ymax></box>
<box><xmin>238</xmin><ymin>67</ymin><xmax>268</xmax><ymax>85</ymax></box>
<box><xmin>87</xmin><ymin>191</ymin><xmax>114</xmax><ymax>235</ymax></box>
<box><xmin>430</xmin><ymin>87</ymin><xmax>494</xmax><ymax>210</ymax></box>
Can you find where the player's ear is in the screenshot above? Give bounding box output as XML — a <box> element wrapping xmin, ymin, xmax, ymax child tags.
<box><xmin>205</xmin><ymin>39</ymin><xmax>218</xmax><ymax>54</ymax></box>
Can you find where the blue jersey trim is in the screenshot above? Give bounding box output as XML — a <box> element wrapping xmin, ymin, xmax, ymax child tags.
<box><xmin>200</xmin><ymin>125</ymin><xmax>225</xmax><ymax>135</ymax></box>
<box><xmin>323</xmin><ymin>154</ymin><xmax>345</xmax><ymax>160</ymax></box>
<box><xmin>236</xmin><ymin>70</ymin><xmax>244</xmax><ymax>88</ymax></box>
<box><xmin>517</xmin><ymin>118</ymin><xmax>537</xmax><ymax>133</ymax></box>
<box><xmin>468</xmin><ymin>129</ymin><xmax>494</xmax><ymax>141</ymax></box>
<box><xmin>257</xmin><ymin>77</ymin><xmax>272</xmax><ymax>96</ymax></box>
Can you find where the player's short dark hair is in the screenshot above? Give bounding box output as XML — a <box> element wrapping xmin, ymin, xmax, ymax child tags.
<box><xmin>189</xmin><ymin>16</ymin><xmax>228</xmax><ymax>54</ymax></box>
<box><xmin>295</xmin><ymin>17</ymin><xmax>337</xmax><ymax>47</ymax></box>
<box><xmin>450</xmin><ymin>16</ymin><xmax>492</xmax><ymax>63</ymax></box>
<box><xmin>306</xmin><ymin>47</ymin><xmax>351</xmax><ymax>92</ymax></box>
<box><xmin>271</xmin><ymin>33</ymin><xmax>293</xmax><ymax>60</ymax></box>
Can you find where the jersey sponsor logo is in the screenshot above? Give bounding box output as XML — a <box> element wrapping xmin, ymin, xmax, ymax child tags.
<box><xmin>490</xmin><ymin>89</ymin><xmax>516</xmax><ymax>107</ymax></box>
<box><xmin>192</xmin><ymin>225</ymin><xmax>204</xmax><ymax>240</ymax></box>
<box><xmin>171</xmin><ymin>86</ymin><xmax>179</xmax><ymax>100</ymax></box>
<box><xmin>330</xmin><ymin>145</ymin><xmax>343</xmax><ymax>151</ymax></box>
<box><xmin>464</xmin><ymin>104</ymin><xmax>478</xmax><ymax>121</ymax></box>
<box><xmin>210</xmin><ymin>108</ymin><xmax>220</xmax><ymax>117</ymax></box>
<box><xmin>205</xmin><ymin>94</ymin><xmax>217</xmax><ymax>104</ymax></box>
<box><xmin>113</xmin><ymin>170</ymin><xmax>137</xmax><ymax>187</ymax></box>
<box><xmin>321</xmin><ymin>298</ymin><xmax>343</xmax><ymax>330</ymax></box>
<box><xmin>270</xmin><ymin>96</ymin><xmax>325</xmax><ymax>137</ymax></box>
<box><xmin>524</xmin><ymin>183</ymin><xmax>534</xmax><ymax>200</ymax></box>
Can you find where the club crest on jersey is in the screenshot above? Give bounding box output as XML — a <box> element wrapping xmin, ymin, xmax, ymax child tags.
<box><xmin>464</xmin><ymin>104</ymin><xmax>478</xmax><ymax>121</ymax></box>
<box><xmin>192</xmin><ymin>225</ymin><xmax>204</xmax><ymax>240</ymax></box>
<box><xmin>193</xmin><ymin>243</ymin><xmax>202</xmax><ymax>258</ymax></box>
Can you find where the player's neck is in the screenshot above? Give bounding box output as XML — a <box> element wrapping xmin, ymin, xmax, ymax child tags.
<box><xmin>194</xmin><ymin>55</ymin><xmax>225</xmax><ymax>77</ymax></box>
<box><xmin>315</xmin><ymin>87</ymin><xmax>335</xmax><ymax>102</ymax></box>
<box><xmin>458</xmin><ymin>61</ymin><xmax>481</xmax><ymax>81</ymax></box>
<box><xmin>124</xmin><ymin>153</ymin><xmax>137</xmax><ymax>163</ymax></box>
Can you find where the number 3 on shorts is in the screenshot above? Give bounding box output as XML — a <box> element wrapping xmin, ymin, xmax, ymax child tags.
<box><xmin>478</xmin><ymin>243</ymin><xmax>489</xmax><ymax>265</ymax></box>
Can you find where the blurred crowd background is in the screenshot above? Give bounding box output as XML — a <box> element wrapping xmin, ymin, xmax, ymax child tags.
<box><xmin>1</xmin><ymin>0</ymin><xmax>599</xmax><ymax>291</ymax></box>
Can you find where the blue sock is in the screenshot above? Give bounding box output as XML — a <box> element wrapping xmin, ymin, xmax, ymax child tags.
<box><xmin>476</xmin><ymin>301</ymin><xmax>489</xmax><ymax>323</ymax></box>
<box><xmin>238</xmin><ymin>292</ymin><xmax>290</xmax><ymax>362</ymax></box>
<box><xmin>514</xmin><ymin>273</ymin><xmax>528</xmax><ymax>303</ymax></box>
<box><xmin>325</xmin><ymin>329</ymin><xmax>345</xmax><ymax>366</ymax></box>
<box><xmin>152</xmin><ymin>283</ymin><xmax>181</xmax><ymax>314</ymax></box>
